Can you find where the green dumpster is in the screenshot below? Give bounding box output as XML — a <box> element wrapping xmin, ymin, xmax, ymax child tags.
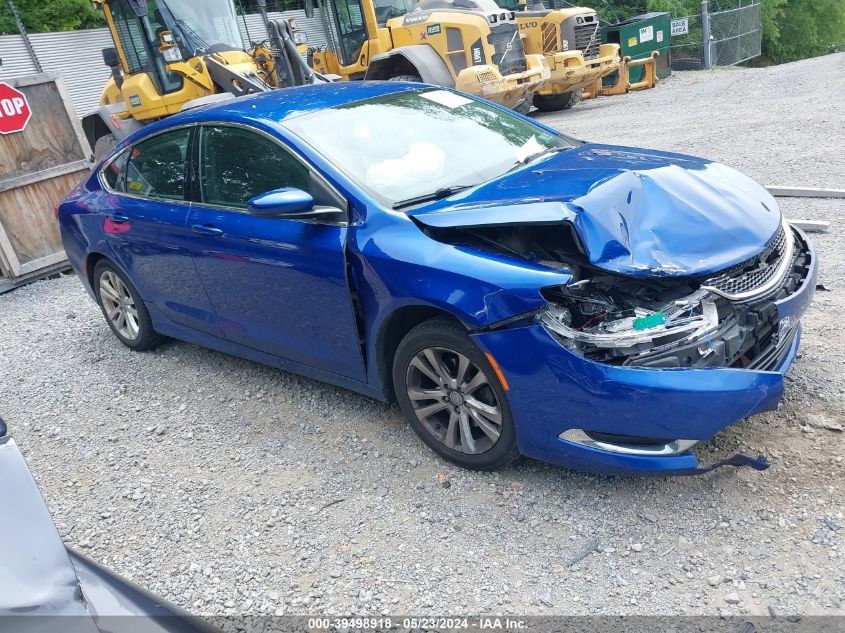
<box><xmin>600</xmin><ymin>12</ymin><xmax>671</xmax><ymax>86</ymax></box>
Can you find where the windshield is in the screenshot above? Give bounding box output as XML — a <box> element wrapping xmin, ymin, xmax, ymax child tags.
<box><xmin>284</xmin><ymin>89</ymin><xmax>574</xmax><ymax>208</ymax></box>
<box><xmin>373</xmin><ymin>0</ymin><xmax>417</xmax><ymax>25</ymax></box>
<box><xmin>162</xmin><ymin>0</ymin><xmax>244</xmax><ymax>53</ymax></box>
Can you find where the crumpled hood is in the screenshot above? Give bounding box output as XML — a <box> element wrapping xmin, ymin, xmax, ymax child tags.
<box><xmin>410</xmin><ymin>144</ymin><xmax>782</xmax><ymax>276</ymax></box>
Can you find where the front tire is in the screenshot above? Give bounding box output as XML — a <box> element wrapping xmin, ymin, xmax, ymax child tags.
<box><xmin>393</xmin><ymin>318</ymin><xmax>519</xmax><ymax>470</ymax></box>
<box><xmin>93</xmin><ymin>260</ymin><xmax>164</xmax><ymax>351</ymax></box>
<box><xmin>533</xmin><ymin>89</ymin><xmax>582</xmax><ymax>112</ymax></box>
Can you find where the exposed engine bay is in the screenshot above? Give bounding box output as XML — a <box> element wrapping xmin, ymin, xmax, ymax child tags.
<box><xmin>423</xmin><ymin>219</ymin><xmax>813</xmax><ymax>369</ymax></box>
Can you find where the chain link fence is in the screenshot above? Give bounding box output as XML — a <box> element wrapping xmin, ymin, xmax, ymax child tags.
<box><xmin>711</xmin><ymin>2</ymin><xmax>762</xmax><ymax>66</ymax></box>
<box><xmin>669</xmin><ymin>0</ymin><xmax>761</xmax><ymax>70</ymax></box>
<box><xmin>669</xmin><ymin>13</ymin><xmax>705</xmax><ymax>70</ymax></box>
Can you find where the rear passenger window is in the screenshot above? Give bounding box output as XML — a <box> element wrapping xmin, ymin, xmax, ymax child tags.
<box><xmin>102</xmin><ymin>148</ymin><xmax>129</xmax><ymax>192</ymax></box>
<box><xmin>125</xmin><ymin>128</ymin><xmax>191</xmax><ymax>200</ymax></box>
<box><xmin>199</xmin><ymin>126</ymin><xmax>310</xmax><ymax>209</ymax></box>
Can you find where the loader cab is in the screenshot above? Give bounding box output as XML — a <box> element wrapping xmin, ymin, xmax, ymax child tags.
<box><xmin>373</xmin><ymin>0</ymin><xmax>416</xmax><ymax>26</ymax></box>
<box><xmin>331</xmin><ymin>0</ymin><xmax>370</xmax><ymax>66</ymax></box>
<box><xmin>101</xmin><ymin>0</ymin><xmax>244</xmax><ymax>97</ymax></box>
<box><xmin>105</xmin><ymin>0</ymin><xmax>182</xmax><ymax>95</ymax></box>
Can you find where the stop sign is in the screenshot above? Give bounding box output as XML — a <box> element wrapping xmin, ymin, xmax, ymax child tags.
<box><xmin>0</xmin><ymin>82</ymin><xmax>32</xmax><ymax>135</ymax></box>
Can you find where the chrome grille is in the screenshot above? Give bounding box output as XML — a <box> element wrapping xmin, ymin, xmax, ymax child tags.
<box><xmin>573</xmin><ymin>17</ymin><xmax>599</xmax><ymax>59</ymax></box>
<box><xmin>703</xmin><ymin>225</ymin><xmax>790</xmax><ymax>299</ymax></box>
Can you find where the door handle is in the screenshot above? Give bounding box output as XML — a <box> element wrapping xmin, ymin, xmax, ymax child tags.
<box><xmin>191</xmin><ymin>224</ymin><xmax>223</xmax><ymax>236</ymax></box>
<box><xmin>108</xmin><ymin>214</ymin><xmax>129</xmax><ymax>224</ymax></box>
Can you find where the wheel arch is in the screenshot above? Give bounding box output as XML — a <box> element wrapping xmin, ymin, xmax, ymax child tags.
<box><xmin>365</xmin><ymin>46</ymin><xmax>455</xmax><ymax>87</ymax></box>
<box><xmin>84</xmin><ymin>251</ymin><xmax>110</xmax><ymax>291</ymax></box>
<box><xmin>84</xmin><ymin>252</ymin><xmax>140</xmax><ymax>300</ymax></box>
<box><xmin>375</xmin><ymin>304</ymin><xmax>466</xmax><ymax>402</ymax></box>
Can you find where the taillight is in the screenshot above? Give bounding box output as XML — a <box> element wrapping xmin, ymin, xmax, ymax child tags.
<box><xmin>54</xmin><ymin>203</ymin><xmax>61</xmax><ymax>219</ymax></box>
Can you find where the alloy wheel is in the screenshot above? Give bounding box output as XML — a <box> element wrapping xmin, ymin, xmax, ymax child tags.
<box><xmin>99</xmin><ymin>270</ymin><xmax>140</xmax><ymax>340</ymax></box>
<box><xmin>405</xmin><ymin>346</ymin><xmax>503</xmax><ymax>454</ymax></box>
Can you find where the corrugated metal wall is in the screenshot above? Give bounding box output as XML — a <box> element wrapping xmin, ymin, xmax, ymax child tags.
<box><xmin>0</xmin><ymin>34</ymin><xmax>39</xmax><ymax>78</ymax></box>
<box><xmin>0</xmin><ymin>11</ymin><xmax>329</xmax><ymax>117</ymax></box>
<box><xmin>237</xmin><ymin>10</ymin><xmax>328</xmax><ymax>49</ymax></box>
<box><xmin>30</xmin><ymin>30</ymin><xmax>115</xmax><ymax>117</ymax></box>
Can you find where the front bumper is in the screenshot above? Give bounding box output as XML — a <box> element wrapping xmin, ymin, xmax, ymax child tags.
<box><xmin>471</xmin><ymin>227</ymin><xmax>817</xmax><ymax>476</ymax></box>
<box><xmin>455</xmin><ymin>55</ymin><xmax>551</xmax><ymax>109</ymax></box>
<box><xmin>537</xmin><ymin>44</ymin><xmax>620</xmax><ymax>96</ymax></box>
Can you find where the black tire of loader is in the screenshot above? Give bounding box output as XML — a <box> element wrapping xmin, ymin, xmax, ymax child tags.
<box><xmin>533</xmin><ymin>89</ymin><xmax>582</xmax><ymax>112</ymax></box>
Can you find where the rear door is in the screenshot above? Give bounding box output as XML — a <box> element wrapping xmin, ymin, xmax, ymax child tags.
<box><xmin>100</xmin><ymin>126</ymin><xmax>219</xmax><ymax>336</ymax></box>
<box><xmin>184</xmin><ymin>123</ymin><xmax>365</xmax><ymax>380</ymax></box>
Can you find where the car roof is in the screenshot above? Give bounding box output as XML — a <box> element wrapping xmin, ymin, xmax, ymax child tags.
<box><xmin>135</xmin><ymin>81</ymin><xmax>425</xmax><ymax>139</ymax></box>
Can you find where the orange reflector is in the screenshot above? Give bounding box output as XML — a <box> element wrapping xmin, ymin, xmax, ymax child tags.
<box><xmin>484</xmin><ymin>352</ymin><xmax>510</xmax><ymax>391</ymax></box>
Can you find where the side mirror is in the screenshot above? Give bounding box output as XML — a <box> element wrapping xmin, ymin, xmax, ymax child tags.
<box><xmin>102</xmin><ymin>46</ymin><xmax>120</xmax><ymax>68</ymax></box>
<box><xmin>305</xmin><ymin>0</ymin><xmax>314</xmax><ymax>19</ymax></box>
<box><xmin>247</xmin><ymin>187</ymin><xmax>314</xmax><ymax>216</ymax></box>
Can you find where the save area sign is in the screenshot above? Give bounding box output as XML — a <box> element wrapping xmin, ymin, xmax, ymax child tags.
<box><xmin>0</xmin><ymin>82</ymin><xmax>32</xmax><ymax>135</ymax></box>
<box><xmin>671</xmin><ymin>18</ymin><xmax>690</xmax><ymax>36</ymax></box>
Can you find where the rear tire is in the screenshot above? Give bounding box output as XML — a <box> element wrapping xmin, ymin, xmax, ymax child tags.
<box><xmin>388</xmin><ymin>74</ymin><xmax>423</xmax><ymax>83</ymax></box>
<box><xmin>93</xmin><ymin>260</ymin><xmax>164</xmax><ymax>351</ymax></box>
<box><xmin>393</xmin><ymin>318</ymin><xmax>520</xmax><ymax>471</ymax></box>
<box><xmin>533</xmin><ymin>89</ymin><xmax>582</xmax><ymax>112</ymax></box>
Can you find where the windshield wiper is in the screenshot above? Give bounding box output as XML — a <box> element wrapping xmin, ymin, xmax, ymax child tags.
<box><xmin>508</xmin><ymin>146</ymin><xmax>570</xmax><ymax>173</ymax></box>
<box><xmin>392</xmin><ymin>184</ymin><xmax>477</xmax><ymax>210</ymax></box>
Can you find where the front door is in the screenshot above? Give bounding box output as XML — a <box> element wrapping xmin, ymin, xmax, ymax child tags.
<box><xmin>333</xmin><ymin>0</ymin><xmax>370</xmax><ymax>71</ymax></box>
<box><xmin>185</xmin><ymin>124</ymin><xmax>365</xmax><ymax>381</ymax></box>
<box><xmin>101</xmin><ymin>125</ymin><xmax>219</xmax><ymax>335</ymax></box>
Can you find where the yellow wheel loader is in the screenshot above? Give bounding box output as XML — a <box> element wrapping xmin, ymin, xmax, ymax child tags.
<box><xmin>305</xmin><ymin>0</ymin><xmax>550</xmax><ymax>110</ymax></box>
<box><xmin>505</xmin><ymin>0</ymin><xmax>619</xmax><ymax>111</ymax></box>
<box><xmin>82</xmin><ymin>0</ymin><xmax>322</xmax><ymax>159</ymax></box>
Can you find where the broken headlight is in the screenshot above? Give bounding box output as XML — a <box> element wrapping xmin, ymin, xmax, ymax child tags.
<box><xmin>539</xmin><ymin>277</ymin><xmax>721</xmax><ymax>363</ymax></box>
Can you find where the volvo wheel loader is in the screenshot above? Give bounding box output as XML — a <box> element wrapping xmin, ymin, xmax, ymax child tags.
<box><xmin>505</xmin><ymin>0</ymin><xmax>619</xmax><ymax>111</ymax></box>
<box><xmin>305</xmin><ymin>0</ymin><xmax>549</xmax><ymax>110</ymax></box>
<box><xmin>82</xmin><ymin>0</ymin><xmax>321</xmax><ymax>159</ymax></box>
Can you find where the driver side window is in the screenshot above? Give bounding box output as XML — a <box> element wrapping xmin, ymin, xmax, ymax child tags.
<box><xmin>199</xmin><ymin>125</ymin><xmax>311</xmax><ymax>210</ymax></box>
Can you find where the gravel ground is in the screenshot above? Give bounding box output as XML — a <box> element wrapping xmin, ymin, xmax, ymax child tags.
<box><xmin>541</xmin><ymin>52</ymin><xmax>845</xmax><ymax>190</ymax></box>
<box><xmin>1</xmin><ymin>54</ymin><xmax>844</xmax><ymax>618</ymax></box>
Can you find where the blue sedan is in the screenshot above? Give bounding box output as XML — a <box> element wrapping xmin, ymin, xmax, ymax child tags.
<box><xmin>58</xmin><ymin>82</ymin><xmax>817</xmax><ymax>475</ymax></box>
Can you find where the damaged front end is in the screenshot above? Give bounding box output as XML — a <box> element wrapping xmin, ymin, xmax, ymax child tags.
<box><xmin>420</xmin><ymin>213</ymin><xmax>812</xmax><ymax>373</ymax></box>
<box><xmin>537</xmin><ymin>220</ymin><xmax>811</xmax><ymax>371</ymax></box>
<box><xmin>406</xmin><ymin>145</ymin><xmax>818</xmax><ymax>474</ymax></box>
<box><xmin>424</xmin><ymin>215</ymin><xmax>816</xmax><ymax>475</ymax></box>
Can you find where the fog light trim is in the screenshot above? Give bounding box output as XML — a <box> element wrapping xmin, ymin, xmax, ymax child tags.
<box><xmin>559</xmin><ymin>429</ymin><xmax>698</xmax><ymax>456</ymax></box>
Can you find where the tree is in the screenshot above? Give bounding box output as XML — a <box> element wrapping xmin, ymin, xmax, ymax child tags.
<box><xmin>591</xmin><ymin>0</ymin><xmax>845</xmax><ymax>64</ymax></box>
<box><xmin>556</xmin><ymin>1</ymin><xmax>645</xmax><ymax>24</ymax></box>
<box><xmin>0</xmin><ymin>0</ymin><xmax>104</xmax><ymax>35</ymax></box>
<box><xmin>645</xmin><ymin>0</ymin><xmax>696</xmax><ymax>18</ymax></box>
<box><xmin>762</xmin><ymin>0</ymin><xmax>845</xmax><ymax>62</ymax></box>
